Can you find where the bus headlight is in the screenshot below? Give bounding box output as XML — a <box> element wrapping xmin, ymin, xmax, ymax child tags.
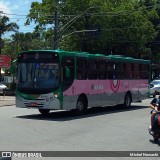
<box><xmin>54</xmin><ymin>94</ymin><xmax>59</xmax><ymax>98</ymax></box>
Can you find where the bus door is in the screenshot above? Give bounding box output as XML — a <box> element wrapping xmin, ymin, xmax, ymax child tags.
<box><xmin>61</xmin><ymin>56</ymin><xmax>75</xmax><ymax>110</ymax></box>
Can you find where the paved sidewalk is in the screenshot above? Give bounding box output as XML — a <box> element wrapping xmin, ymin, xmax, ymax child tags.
<box><xmin>0</xmin><ymin>96</ymin><xmax>15</xmax><ymax>107</ymax></box>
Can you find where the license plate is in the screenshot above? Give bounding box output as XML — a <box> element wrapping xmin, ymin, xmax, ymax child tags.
<box><xmin>29</xmin><ymin>102</ymin><xmax>38</xmax><ymax>107</ymax></box>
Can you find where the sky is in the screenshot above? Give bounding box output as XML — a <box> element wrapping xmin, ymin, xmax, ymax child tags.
<box><xmin>0</xmin><ymin>0</ymin><xmax>42</xmax><ymax>38</ymax></box>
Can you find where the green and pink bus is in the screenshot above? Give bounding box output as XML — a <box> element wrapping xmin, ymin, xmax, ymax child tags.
<box><xmin>16</xmin><ymin>50</ymin><xmax>150</xmax><ymax>115</ymax></box>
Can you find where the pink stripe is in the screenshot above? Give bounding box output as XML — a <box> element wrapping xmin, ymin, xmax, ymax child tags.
<box><xmin>63</xmin><ymin>80</ymin><xmax>148</xmax><ymax>96</ymax></box>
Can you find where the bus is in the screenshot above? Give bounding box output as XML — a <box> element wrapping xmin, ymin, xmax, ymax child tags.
<box><xmin>16</xmin><ymin>50</ymin><xmax>150</xmax><ymax>115</ymax></box>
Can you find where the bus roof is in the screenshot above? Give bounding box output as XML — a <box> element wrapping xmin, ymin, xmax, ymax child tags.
<box><xmin>58</xmin><ymin>50</ymin><xmax>150</xmax><ymax>64</ymax></box>
<box><xmin>19</xmin><ymin>49</ymin><xmax>150</xmax><ymax>64</ymax></box>
<box><xmin>106</xmin><ymin>55</ymin><xmax>150</xmax><ymax>64</ymax></box>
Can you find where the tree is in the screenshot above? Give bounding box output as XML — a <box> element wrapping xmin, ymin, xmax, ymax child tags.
<box><xmin>11</xmin><ymin>32</ymin><xmax>42</xmax><ymax>50</ymax></box>
<box><xmin>139</xmin><ymin>0</ymin><xmax>160</xmax><ymax>58</ymax></box>
<box><xmin>0</xmin><ymin>15</ymin><xmax>19</xmax><ymax>81</ymax></box>
<box><xmin>25</xmin><ymin>0</ymin><xmax>157</xmax><ymax>57</ymax></box>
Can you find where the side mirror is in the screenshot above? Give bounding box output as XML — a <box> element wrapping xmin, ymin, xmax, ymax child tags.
<box><xmin>66</xmin><ymin>68</ymin><xmax>70</xmax><ymax>78</ymax></box>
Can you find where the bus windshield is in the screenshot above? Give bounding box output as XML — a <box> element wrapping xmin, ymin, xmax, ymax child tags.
<box><xmin>17</xmin><ymin>62</ymin><xmax>59</xmax><ymax>92</ymax></box>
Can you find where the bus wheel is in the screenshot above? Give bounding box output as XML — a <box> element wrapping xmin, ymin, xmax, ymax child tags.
<box><xmin>124</xmin><ymin>93</ymin><xmax>131</xmax><ymax>108</ymax></box>
<box><xmin>76</xmin><ymin>97</ymin><xmax>86</xmax><ymax>115</ymax></box>
<box><xmin>38</xmin><ymin>109</ymin><xmax>50</xmax><ymax>115</ymax></box>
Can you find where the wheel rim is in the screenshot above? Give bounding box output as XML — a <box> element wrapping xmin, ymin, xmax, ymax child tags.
<box><xmin>126</xmin><ymin>97</ymin><xmax>130</xmax><ymax>106</ymax></box>
<box><xmin>125</xmin><ymin>95</ymin><xmax>131</xmax><ymax>107</ymax></box>
<box><xmin>77</xmin><ymin>101</ymin><xmax>84</xmax><ymax>111</ymax></box>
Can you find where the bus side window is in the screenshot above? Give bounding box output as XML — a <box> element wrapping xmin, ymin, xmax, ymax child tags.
<box><xmin>133</xmin><ymin>63</ymin><xmax>140</xmax><ymax>79</ymax></box>
<box><xmin>115</xmin><ymin>62</ymin><xmax>125</xmax><ymax>79</ymax></box>
<box><xmin>140</xmin><ymin>64</ymin><xmax>149</xmax><ymax>79</ymax></box>
<box><xmin>77</xmin><ymin>58</ymin><xmax>87</xmax><ymax>80</ymax></box>
<box><xmin>122</xmin><ymin>63</ymin><xmax>126</xmax><ymax>79</ymax></box>
<box><xmin>88</xmin><ymin>59</ymin><xmax>97</xmax><ymax>79</ymax></box>
<box><xmin>98</xmin><ymin>59</ymin><xmax>106</xmax><ymax>79</ymax></box>
<box><xmin>107</xmin><ymin>61</ymin><xmax>114</xmax><ymax>79</ymax></box>
<box><xmin>126</xmin><ymin>63</ymin><xmax>133</xmax><ymax>79</ymax></box>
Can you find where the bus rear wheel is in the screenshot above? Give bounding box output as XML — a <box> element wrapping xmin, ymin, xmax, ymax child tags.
<box><xmin>38</xmin><ymin>109</ymin><xmax>50</xmax><ymax>115</ymax></box>
<box><xmin>124</xmin><ymin>93</ymin><xmax>132</xmax><ymax>108</ymax></box>
<box><xmin>75</xmin><ymin>97</ymin><xmax>87</xmax><ymax>115</ymax></box>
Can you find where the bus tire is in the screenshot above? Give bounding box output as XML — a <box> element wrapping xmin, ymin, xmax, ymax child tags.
<box><xmin>124</xmin><ymin>92</ymin><xmax>132</xmax><ymax>108</ymax></box>
<box><xmin>75</xmin><ymin>96</ymin><xmax>87</xmax><ymax>116</ymax></box>
<box><xmin>38</xmin><ymin>109</ymin><xmax>50</xmax><ymax>115</ymax></box>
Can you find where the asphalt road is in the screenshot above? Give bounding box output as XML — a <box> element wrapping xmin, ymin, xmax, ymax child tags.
<box><xmin>0</xmin><ymin>98</ymin><xmax>160</xmax><ymax>160</ymax></box>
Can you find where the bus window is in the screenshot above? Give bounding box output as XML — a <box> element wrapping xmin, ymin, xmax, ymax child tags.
<box><xmin>62</xmin><ymin>57</ymin><xmax>74</xmax><ymax>90</ymax></box>
<box><xmin>140</xmin><ymin>64</ymin><xmax>149</xmax><ymax>79</ymax></box>
<box><xmin>98</xmin><ymin>59</ymin><xmax>106</xmax><ymax>79</ymax></box>
<box><xmin>107</xmin><ymin>61</ymin><xmax>114</xmax><ymax>79</ymax></box>
<box><xmin>88</xmin><ymin>59</ymin><xmax>97</xmax><ymax>79</ymax></box>
<box><xmin>77</xmin><ymin>58</ymin><xmax>87</xmax><ymax>80</ymax></box>
<box><xmin>115</xmin><ymin>62</ymin><xmax>125</xmax><ymax>79</ymax></box>
<box><xmin>126</xmin><ymin>63</ymin><xmax>133</xmax><ymax>79</ymax></box>
<box><xmin>133</xmin><ymin>63</ymin><xmax>140</xmax><ymax>79</ymax></box>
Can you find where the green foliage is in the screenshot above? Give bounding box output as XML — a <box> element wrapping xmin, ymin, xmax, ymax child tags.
<box><xmin>0</xmin><ymin>15</ymin><xmax>19</xmax><ymax>58</ymax></box>
<box><xmin>2</xmin><ymin>0</ymin><xmax>160</xmax><ymax>60</ymax></box>
<box><xmin>0</xmin><ymin>16</ymin><xmax>19</xmax><ymax>34</ymax></box>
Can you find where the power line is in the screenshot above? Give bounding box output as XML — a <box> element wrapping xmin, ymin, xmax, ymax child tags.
<box><xmin>1</xmin><ymin>3</ymin><xmax>160</xmax><ymax>35</ymax></box>
<box><xmin>1</xmin><ymin>3</ymin><xmax>160</xmax><ymax>19</ymax></box>
<box><xmin>2</xmin><ymin>12</ymin><xmax>27</xmax><ymax>17</ymax></box>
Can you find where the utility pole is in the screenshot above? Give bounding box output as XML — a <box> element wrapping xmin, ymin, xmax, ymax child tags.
<box><xmin>53</xmin><ymin>7</ymin><xmax>58</xmax><ymax>50</ymax></box>
<box><xmin>54</xmin><ymin>6</ymin><xmax>99</xmax><ymax>50</ymax></box>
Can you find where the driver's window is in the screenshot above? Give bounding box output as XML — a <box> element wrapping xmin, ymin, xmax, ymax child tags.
<box><xmin>61</xmin><ymin>56</ymin><xmax>74</xmax><ymax>91</ymax></box>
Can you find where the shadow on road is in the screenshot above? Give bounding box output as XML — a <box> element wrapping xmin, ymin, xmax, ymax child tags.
<box><xmin>16</xmin><ymin>104</ymin><xmax>148</xmax><ymax>121</ymax></box>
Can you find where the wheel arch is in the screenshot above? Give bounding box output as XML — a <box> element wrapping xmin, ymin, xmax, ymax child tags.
<box><xmin>78</xmin><ymin>93</ymin><xmax>88</xmax><ymax>108</ymax></box>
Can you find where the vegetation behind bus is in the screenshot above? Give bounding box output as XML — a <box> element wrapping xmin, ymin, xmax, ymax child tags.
<box><xmin>2</xmin><ymin>0</ymin><xmax>160</xmax><ymax>63</ymax></box>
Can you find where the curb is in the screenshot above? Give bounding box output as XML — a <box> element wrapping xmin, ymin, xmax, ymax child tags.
<box><xmin>0</xmin><ymin>104</ymin><xmax>15</xmax><ymax>107</ymax></box>
<box><xmin>0</xmin><ymin>96</ymin><xmax>15</xmax><ymax>107</ymax></box>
